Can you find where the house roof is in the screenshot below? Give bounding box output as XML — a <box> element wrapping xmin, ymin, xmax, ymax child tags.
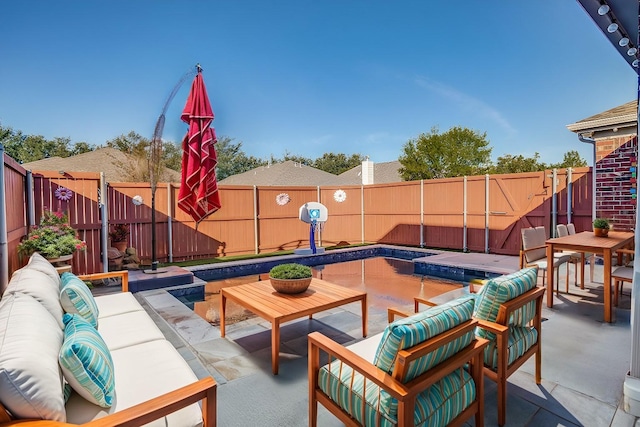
<box><xmin>337</xmin><ymin>160</ymin><xmax>403</xmax><ymax>185</ymax></box>
<box><xmin>566</xmin><ymin>100</ymin><xmax>637</xmax><ymax>133</ymax></box>
<box><xmin>21</xmin><ymin>147</ymin><xmax>181</xmax><ymax>183</ymax></box>
<box><xmin>219</xmin><ymin>160</ymin><xmax>341</xmax><ymax>186</ymax></box>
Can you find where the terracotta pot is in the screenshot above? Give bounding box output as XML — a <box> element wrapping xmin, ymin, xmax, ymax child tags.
<box><xmin>594</xmin><ymin>227</ymin><xmax>609</xmax><ymax>237</ymax></box>
<box><xmin>269</xmin><ymin>277</ymin><xmax>312</xmax><ymax>294</ymax></box>
<box><xmin>113</xmin><ymin>241</ymin><xmax>128</xmax><ymax>252</ymax></box>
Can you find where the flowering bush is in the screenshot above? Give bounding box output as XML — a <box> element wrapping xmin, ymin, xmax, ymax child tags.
<box><xmin>18</xmin><ymin>210</ymin><xmax>86</xmax><ymax>259</ymax></box>
<box><xmin>108</xmin><ymin>224</ymin><xmax>130</xmax><ymax>243</ymax></box>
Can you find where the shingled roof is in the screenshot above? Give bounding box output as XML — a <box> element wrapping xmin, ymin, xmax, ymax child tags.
<box><xmin>337</xmin><ymin>160</ymin><xmax>402</xmax><ymax>185</ymax></box>
<box><xmin>566</xmin><ymin>100</ymin><xmax>637</xmax><ymax>133</ymax></box>
<box><xmin>219</xmin><ymin>160</ymin><xmax>341</xmax><ymax>186</ymax></box>
<box><xmin>21</xmin><ymin>147</ymin><xmax>181</xmax><ymax>183</ymax></box>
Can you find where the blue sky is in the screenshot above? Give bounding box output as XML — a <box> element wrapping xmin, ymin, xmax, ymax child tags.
<box><xmin>0</xmin><ymin>1</ymin><xmax>635</xmax><ymax>166</ymax></box>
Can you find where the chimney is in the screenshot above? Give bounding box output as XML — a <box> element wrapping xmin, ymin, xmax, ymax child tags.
<box><xmin>362</xmin><ymin>158</ymin><xmax>374</xmax><ymax>185</ymax></box>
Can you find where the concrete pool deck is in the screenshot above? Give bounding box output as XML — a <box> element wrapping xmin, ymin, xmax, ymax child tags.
<box><xmin>123</xmin><ymin>252</ymin><xmax>638</xmax><ymax>426</ymax></box>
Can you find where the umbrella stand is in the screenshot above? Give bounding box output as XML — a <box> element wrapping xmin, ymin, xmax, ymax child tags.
<box><xmin>146</xmin><ymin>65</ymin><xmax>199</xmax><ymax>272</ymax></box>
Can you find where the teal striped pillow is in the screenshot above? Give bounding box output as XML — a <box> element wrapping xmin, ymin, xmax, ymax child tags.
<box><xmin>374</xmin><ymin>295</ymin><xmax>475</xmax><ymax>378</ymax></box>
<box><xmin>473</xmin><ymin>267</ymin><xmax>538</xmax><ymax>341</ymax></box>
<box><xmin>60</xmin><ymin>273</ymin><xmax>99</xmax><ymax>328</ymax></box>
<box><xmin>59</xmin><ymin>313</ymin><xmax>115</xmax><ymax>408</ymax></box>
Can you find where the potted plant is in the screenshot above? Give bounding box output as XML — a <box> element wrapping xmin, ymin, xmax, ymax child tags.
<box><xmin>109</xmin><ymin>224</ymin><xmax>130</xmax><ymax>252</ymax></box>
<box><xmin>593</xmin><ymin>218</ymin><xmax>610</xmax><ymax>237</ymax></box>
<box><xmin>17</xmin><ymin>209</ymin><xmax>86</xmax><ymax>260</ymax></box>
<box><xmin>268</xmin><ymin>263</ymin><xmax>313</xmax><ymax>294</ymax></box>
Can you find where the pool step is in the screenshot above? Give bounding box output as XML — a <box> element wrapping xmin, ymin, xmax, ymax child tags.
<box><xmin>127</xmin><ymin>266</ymin><xmax>194</xmax><ymax>292</ymax></box>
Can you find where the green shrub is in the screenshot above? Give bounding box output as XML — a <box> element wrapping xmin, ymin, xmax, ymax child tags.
<box><xmin>269</xmin><ymin>263</ymin><xmax>312</xmax><ymax>279</ymax></box>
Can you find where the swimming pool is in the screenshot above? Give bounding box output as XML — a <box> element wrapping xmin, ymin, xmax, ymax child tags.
<box><xmin>173</xmin><ymin>257</ymin><xmax>465</xmax><ymax>325</ymax></box>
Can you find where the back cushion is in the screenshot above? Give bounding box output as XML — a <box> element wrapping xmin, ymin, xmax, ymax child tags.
<box><xmin>25</xmin><ymin>252</ymin><xmax>62</xmax><ymax>288</ymax></box>
<box><xmin>0</xmin><ymin>293</ymin><xmax>66</xmax><ymax>421</ymax></box>
<box><xmin>5</xmin><ymin>267</ymin><xmax>64</xmax><ymax>328</ymax></box>
<box><xmin>374</xmin><ymin>295</ymin><xmax>475</xmax><ymax>380</ymax></box>
<box><xmin>473</xmin><ymin>267</ymin><xmax>538</xmax><ymax>340</ymax></box>
<box><xmin>521</xmin><ymin>228</ymin><xmax>545</xmax><ymax>262</ymax></box>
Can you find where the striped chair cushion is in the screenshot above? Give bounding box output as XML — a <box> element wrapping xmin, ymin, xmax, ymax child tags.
<box><xmin>373</xmin><ymin>295</ymin><xmax>475</xmax><ymax>415</ymax></box>
<box><xmin>374</xmin><ymin>295</ymin><xmax>475</xmax><ymax>378</ymax></box>
<box><xmin>60</xmin><ymin>273</ymin><xmax>99</xmax><ymax>328</ymax></box>
<box><xmin>473</xmin><ymin>267</ymin><xmax>538</xmax><ymax>341</ymax></box>
<box><xmin>484</xmin><ymin>326</ymin><xmax>538</xmax><ymax>370</ymax></box>
<box><xmin>318</xmin><ymin>362</ymin><xmax>476</xmax><ymax>426</ymax></box>
<box><xmin>59</xmin><ymin>313</ymin><xmax>115</xmax><ymax>408</ymax></box>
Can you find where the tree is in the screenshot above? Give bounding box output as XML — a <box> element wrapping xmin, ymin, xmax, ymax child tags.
<box><xmin>313</xmin><ymin>153</ymin><xmax>365</xmax><ymax>175</ymax></box>
<box><xmin>491</xmin><ymin>152</ymin><xmax>545</xmax><ymax>174</ymax></box>
<box><xmin>548</xmin><ymin>150</ymin><xmax>587</xmax><ymax>169</ymax></box>
<box><xmin>398</xmin><ymin>126</ymin><xmax>492</xmax><ymax>180</ymax></box>
<box><xmin>214</xmin><ymin>136</ymin><xmax>267</xmax><ymax>180</ymax></box>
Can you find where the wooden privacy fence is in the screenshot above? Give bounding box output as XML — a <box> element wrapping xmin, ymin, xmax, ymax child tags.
<box><xmin>3</xmin><ymin>159</ymin><xmax>593</xmax><ymax>277</ymax></box>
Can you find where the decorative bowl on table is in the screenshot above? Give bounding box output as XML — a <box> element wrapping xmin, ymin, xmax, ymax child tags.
<box><xmin>268</xmin><ymin>263</ymin><xmax>312</xmax><ymax>294</ymax></box>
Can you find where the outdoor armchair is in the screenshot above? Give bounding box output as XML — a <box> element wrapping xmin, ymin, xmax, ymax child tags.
<box><xmin>413</xmin><ymin>267</ymin><xmax>545</xmax><ymax>427</ymax></box>
<box><xmin>308</xmin><ymin>295</ymin><xmax>488</xmax><ymax>427</ymax></box>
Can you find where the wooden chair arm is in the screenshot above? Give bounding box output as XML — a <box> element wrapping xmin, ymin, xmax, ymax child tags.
<box><xmin>475</xmin><ymin>318</ymin><xmax>509</xmax><ymax>336</ymax></box>
<box><xmin>387</xmin><ymin>307</ymin><xmax>413</xmax><ymax>322</ymax></box>
<box><xmin>0</xmin><ymin>378</ymin><xmax>216</xmax><ymax>427</ymax></box>
<box><xmin>413</xmin><ymin>296</ymin><xmax>437</xmax><ymax>313</ymax></box>
<box><xmin>78</xmin><ymin>271</ymin><xmax>129</xmax><ymax>293</ymax></box>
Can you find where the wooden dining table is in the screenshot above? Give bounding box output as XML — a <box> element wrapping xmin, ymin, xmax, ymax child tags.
<box><xmin>545</xmin><ymin>230</ymin><xmax>634</xmax><ymax>322</ymax></box>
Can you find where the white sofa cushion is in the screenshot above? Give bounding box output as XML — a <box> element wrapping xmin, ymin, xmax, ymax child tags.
<box><xmin>60</xmin><ymin>273</ymin><xmax>100</xmax><ymax>328</ymax></box>
<box><xmin>95</xmin><ymin>292</ymin><xmax>144</xmax><ymax>319</ymax></box>
<box><xmin>346</xmin><ymin>332</ymin><xmax>384</xmax><ymax>363</ymax></box>
<box><xmin>59</xmin><ymin>314</ymin><xmax>115</xmax><ymax>408</ymax></box>
<box><xmin>5</xmin><ymin>267</ymin><xmax>64</xmax><ymax>328</ymax></box>
<box><xmin>98</xmin><ymin>310</ymin><xmax>166</xmax><ymax>351</ymax></box>
<box><xmin>24</xmin><ymin>252</ymin><xmax>62</xmax><ymax>286</ymax></box>
<box><xmin>65</xmin><ymin>340</ymin><xmax>203</xmax><ymax>427</ymax></box>
<box><xmin>0</xmin><ymin>292</ymin><xmax>66</xmax><ymax>422</ymax></box>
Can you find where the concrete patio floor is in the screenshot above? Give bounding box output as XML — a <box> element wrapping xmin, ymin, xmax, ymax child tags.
<box><xmin>134</xmin><ymin>254</ymin><xmax>639</xmax><ymax>426</ymax></box>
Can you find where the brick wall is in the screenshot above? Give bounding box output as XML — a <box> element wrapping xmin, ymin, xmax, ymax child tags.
<box><xmin>595</xmin><ymin>135</ymin><xmax>637</xmax><ymax>231</ymax></box>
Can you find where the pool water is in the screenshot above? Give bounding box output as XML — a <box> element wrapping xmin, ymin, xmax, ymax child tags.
<box><xmin>191</xmin><ymin>257</ymin><xmax>464</xmax><ymax>325</ymax></box>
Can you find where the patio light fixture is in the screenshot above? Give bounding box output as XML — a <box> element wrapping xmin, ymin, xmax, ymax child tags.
<box><xmin>593</xmin><ymin>0</ymin><xmax>639</xmax><ymax>67</ymax></box>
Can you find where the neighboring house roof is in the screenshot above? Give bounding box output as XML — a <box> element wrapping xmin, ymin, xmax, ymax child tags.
<box><xmin>566</xmin><ymin>100</ymin><xmax>637</xmax><ymax>133</ymax></box>
<box><xmin>219</xmin><ymin>160</ymin><xmax>341</xmax><ymax>186</ymax></box>
<box><xmin>337</xmin><ymin>160</ymin><xmax>402</xmax><ymax>185</ymax></box>
<box><xmin>21</xmin><ymin>147</ymin><xmax>181</xmax><ymax>183</ymax></box>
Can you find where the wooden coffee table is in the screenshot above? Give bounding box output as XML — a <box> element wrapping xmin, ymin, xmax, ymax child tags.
<box><xmin>220</xmin><ymin>278</ymin><xmax>367</xmax><ymax>374</ymax></box>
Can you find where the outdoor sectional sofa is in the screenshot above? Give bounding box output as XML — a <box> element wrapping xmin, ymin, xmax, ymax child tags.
<box><xmin>0</xmin><ymin>252</ymin><xmax>216</xmax><ymax>426</ymax></box>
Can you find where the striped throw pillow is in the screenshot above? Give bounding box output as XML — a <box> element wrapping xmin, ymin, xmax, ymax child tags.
<box><xmin>60</xmin><ymin>273</ymin><xmax>99</xmax><ymax>328</ymax></box>
<box><xmin>473</xmin><ymin>267</ymin><xmax>538</xmax><ymax>341</ymax></box>
<box><xmin>59</xmin><ymin>313</ymin><xmax>115</xmax><ymax>408</ymax></box>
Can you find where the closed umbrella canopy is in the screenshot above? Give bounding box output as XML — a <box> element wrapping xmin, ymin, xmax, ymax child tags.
<box><xmin>177</xmin><ymin>70</ymin><xmax>221</xmax><ymax>226</ymax></box>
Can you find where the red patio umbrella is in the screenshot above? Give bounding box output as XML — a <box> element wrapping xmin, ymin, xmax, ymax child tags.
<box><xmin>177</xmin><ymin>69</ymin><xmax>221</xmax><ymax>227</ymax></box>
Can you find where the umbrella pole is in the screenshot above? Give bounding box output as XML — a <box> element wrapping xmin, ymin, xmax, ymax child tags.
<box><xmin>148</xmin><ymin>64</ymin><xmax>200</xmax><ymax>272</ymax></box>
<box><xmin>151</xmin><ymin>193</ymin><xmax>158</xmax><ymax>271</ymax></box>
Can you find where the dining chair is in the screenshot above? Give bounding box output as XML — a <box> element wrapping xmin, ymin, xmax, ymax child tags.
<box><xmin>520</xmin><ymin>226</ymin><xmax>570</xmax><ymax>294</ymax></box>
<box><xmin>556</xmin><ymin>224</ymin><xmax>582</xmax><ymax>288</ymax></box>
<box><xmin>612</xmin><ymin>248</ymin><xmax>634</xmax><ymax>307</ymax></box>
<box><xmin>568</xmin><ymin>223</ymin><xmax>596</xmax><ymax>285</ymax></box>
